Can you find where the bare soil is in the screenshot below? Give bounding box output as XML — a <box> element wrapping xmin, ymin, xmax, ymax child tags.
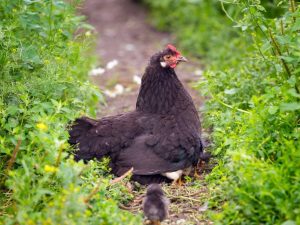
<box><xmin>81</xmin><ymin>0</ymin><xmax>211</xmax><ymax>224</ymax></box>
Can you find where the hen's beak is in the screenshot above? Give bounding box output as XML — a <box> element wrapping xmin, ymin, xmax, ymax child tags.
<box><xmin>177</xmin><ymin>55</ymin><xmax>188</xmax><ymax>62</ymax></box>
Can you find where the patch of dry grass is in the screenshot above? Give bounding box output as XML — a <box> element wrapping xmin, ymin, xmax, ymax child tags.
<box><xmin>120</xmin><ymin>163</ymin><xmax>214</xmax><ymax>225</ymax></box>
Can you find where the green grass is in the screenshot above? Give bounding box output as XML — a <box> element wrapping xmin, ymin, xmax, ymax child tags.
<box><xmin>0</xmin><ymin>0</ymin><xmax>141</xmax><ymax>224</ymax></box>
<box><xmin>145</xmin><ymin>0</ymin><xmax>300</xmax><ymax>224</ymax></box>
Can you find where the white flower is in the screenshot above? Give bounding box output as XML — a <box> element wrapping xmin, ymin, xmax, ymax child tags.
<box><xmin>88</xmin><ymin>67</ymin><xmax>105</xmax><ymax>76</ymax></box>
<box><xmin>194</xmin><ymin>69</ymin><xmax>203</xmax><ymax>76</ymax></box>
<box><xmin>133</xmin><ymin>75</ymin><xmax>141</xmax><ymax>85</ymax></box>
<box><xmin>104</xmin><ymin>84</ymin><xmax>124</xmax><ymax>98</ymax></box>
<box><xmin>106</xmin><ymin>59</ymin><xmax>118</xmax><ymax>70</ymax></box>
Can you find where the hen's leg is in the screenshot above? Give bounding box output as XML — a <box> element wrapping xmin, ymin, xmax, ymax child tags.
<box><xmin>194</xmin><ymin>166</ymin><xmax>201</xmax><ymax>179</ymax></box>
<box><xmin>172</xmin><ymin>176</ymin><xmax>183</xmax><ymax>186</ymax></box>
<box><xmin>152</xmin><ymin>220</ymin><xmax>161</xmax><ymax>225</ymax></box>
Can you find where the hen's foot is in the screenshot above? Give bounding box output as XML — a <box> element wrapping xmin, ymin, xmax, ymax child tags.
<box><xmin>172</xmin><ymin>177</ymin><xmax>184</xmax><ymax>186</ymax></box>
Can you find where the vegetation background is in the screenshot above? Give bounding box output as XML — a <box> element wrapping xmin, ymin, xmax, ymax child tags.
<box><xmin>0</xmin><ymin>0</ymin><xmax>141</xmax><ymax>224</ymax></box>
<box><xmin>143</xmin><ymin>0</ymin><xmax>299</xmax><ymax>224</ymax></box>
<box><xmin>0</xmin><ymin>0</ymin><xmax>299</xmax><ymax>224</ymax></box>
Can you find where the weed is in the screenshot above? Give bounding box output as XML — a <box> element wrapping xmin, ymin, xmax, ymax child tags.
<box><xmin>0</xmin><ymin>0</ymin><xmax>141</xmax><ymax>224</ymax></box>
<box><xmin>145</xmin><ymin>0</ymin><xmax>300</xmax><ymax>224</ymax></box>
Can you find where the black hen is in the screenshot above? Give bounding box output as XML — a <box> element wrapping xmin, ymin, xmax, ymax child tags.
<box><xmin>69</xmin><ymin>45</ymin><xmax>206</xmax><ymax>184</ymax></box>
<box><xmin>143</xmin><ymin>184</ymin><xmax>169</xmax><ymax>225</ymax></box>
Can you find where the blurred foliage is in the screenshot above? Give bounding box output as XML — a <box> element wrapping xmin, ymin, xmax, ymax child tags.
<box><xmin>0</xmin><ymin>0</ymin><xmax>141</xmax><ymax>224</ymax></box>
<box><xmin>145</xmin><ymin>0</ymin><xmax>300</xmax><ymax>224</ymax></box>
<box><xmin>144</xmin><ymin>0</ymin><xmax>235</xmax><ymax>60</ymax></box>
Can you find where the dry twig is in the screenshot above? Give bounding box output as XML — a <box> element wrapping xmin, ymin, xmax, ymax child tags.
<box><xmin>110</xmin><ymin>167</ymin><xmax>133</xmax><ymax>185</ymax></box>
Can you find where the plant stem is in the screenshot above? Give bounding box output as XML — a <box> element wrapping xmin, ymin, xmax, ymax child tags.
<box><xmin>289</xmin><ymin>0</ymin><xmax>296</xmax><ymax>22</ymax></box>
<box><xmin>220</xmin><ymin>1</ymin><xmax>235</xmax><ymax>22</ymax></box>
<box><xmin>210</xmin><ymin>92</ymin><xmax>251</xmax><ymax>114</ymax></box>
<box><xmin>268</xmin><ymin>30</ymin><xmax>291</xmax><ymax>79</ymax></box>
<box><xmin>55</xmin><ymin>144</ymin><xmax>64</xmax><ymax>167</ymax></box>
<box><xmin>48</xmin><ymin>0</ymin><xmax>53</xmax><ymax>43</ymax></box>
<box><xmin>168</xmin><ymin>194</ymin><xmax>204</xmax><ymax>203</ymax></box>
<box><xmin>6</xmin><ymin>139</ymin><xmax>22</xmax><ymax>172</ymax></box>
<box><xmin>84</xmin><ymin>180</ymin><xmax>102</xmax><ymax>204</ymax></box>
<box><xmin>280</xmin><ymin>20</ymin><xmax>284</xmax><ymax>35</ymax></box>
<box><xmin>269</xmin><ymin>30</ymin><xmax>299</xmax><ymax>93</ymax></box>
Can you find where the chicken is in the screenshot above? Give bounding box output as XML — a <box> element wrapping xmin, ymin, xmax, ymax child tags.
<box><xmin>143</xmin><ymin>184</ymin><xmax>169</xmax><ymax>225</ymax></box>
<box><xmin>69</xmin><ymin>44</ymin><xmax>207</xmax><ymax>184</ymax></box>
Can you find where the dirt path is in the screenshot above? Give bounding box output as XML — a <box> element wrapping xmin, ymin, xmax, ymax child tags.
<box><xmin>82</xmin><ymin>0</ymin><xmax>210</xmax><ymax>224</ymax></box>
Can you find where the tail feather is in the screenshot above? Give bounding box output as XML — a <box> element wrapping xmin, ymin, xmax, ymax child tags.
<box><xmin>68</xmin><ymin>117</ymin><xmax>108</xmax><ymax>161</ymax></box>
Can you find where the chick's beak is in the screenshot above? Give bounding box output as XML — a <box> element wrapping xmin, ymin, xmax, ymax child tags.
<box><xmin>177</xmin><ymin>55</ymin><xmax>188</xmax><ymax>62</ymax></box>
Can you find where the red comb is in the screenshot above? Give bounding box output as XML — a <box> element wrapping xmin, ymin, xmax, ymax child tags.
<box><xmin>167</xmin><ymin>44</ymin><xmax>181</xmax><ymax>56</ymax></box>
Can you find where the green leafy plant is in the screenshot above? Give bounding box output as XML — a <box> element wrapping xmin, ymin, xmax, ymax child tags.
<box><xmin>0</xmin><ymin>0</ymin><xmax>141</xmax><ymax>224</ymax></box>
<box><xmin>145</xmin><ymin>0</ymin><xmax>300</xmax><ymax>224</ymax></box>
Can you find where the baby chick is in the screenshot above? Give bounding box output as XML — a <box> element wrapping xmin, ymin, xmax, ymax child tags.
<box><xmin>142</xmin><ymin>184</ymin><xmax>170</xmax><ymax>225</ymax></box>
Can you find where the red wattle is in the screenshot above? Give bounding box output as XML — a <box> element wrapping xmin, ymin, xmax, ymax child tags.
<box><xmin>170</xmin><ymin>63</ymin><xmax>177</xmax><ymax>68</ymax></box>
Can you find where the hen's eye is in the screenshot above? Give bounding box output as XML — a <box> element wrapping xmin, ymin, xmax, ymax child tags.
<box><xmin>164</xmin><ymin>55</ymin><xmax>171</xmax><ymax>60</ymax></box>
